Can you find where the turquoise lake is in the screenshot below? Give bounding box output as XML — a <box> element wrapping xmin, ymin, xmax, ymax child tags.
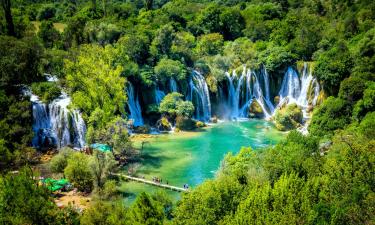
<box><xmin>121</xmin><ymin>120</ymin><xmax>285</xmax><ymax>204</ymax></box>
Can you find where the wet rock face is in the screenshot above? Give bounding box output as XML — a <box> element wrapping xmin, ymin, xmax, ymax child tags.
<box><xmin>274</xmin><ymin>103</ymin><xmax>303</xmax><ymax>131</ymax></box>
<box><xmin>156</xmin><ymin>117</ymin><xmax>172</xmax><ymax>132</ymax></box>
<box><xmin>249</xmin><ymin>100</ymin><xmax>264</xmax><ymax>118</ymax></box>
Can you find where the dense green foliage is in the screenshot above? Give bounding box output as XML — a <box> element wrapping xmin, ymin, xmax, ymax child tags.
<box><xmin>274</xmin><ymin>103</ymin><xmax>303</xmax><ymax>131</ymax></box>
<box><xmin>0</xmin><ymin>169</ymin><xmax>79</xmax><ymax>224</ymax></box>
<box><xmin>31</xmin><ymin>81</ymin><xmax>61</xmax><ymax>103</ymax></box>
<box><xmin>0</xmin><ymin>0</ymin><xmax>374</xmax><ymax>224</ymax></box>
<box><xmin>159</xmin><ymin>92</ymin><xmax>194</xmax><ymax>118</ymax></box>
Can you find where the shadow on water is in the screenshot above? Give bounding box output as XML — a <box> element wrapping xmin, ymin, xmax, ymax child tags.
<box><xmin>126</xmin><ymin>146</ymin><xmax>172</xmax><ymax>169</ymax></box>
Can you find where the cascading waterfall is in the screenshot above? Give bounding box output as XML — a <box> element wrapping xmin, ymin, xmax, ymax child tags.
<box><xmin>126</xmin><ymin>82</ymin><xmax>144</xmax><ymax>126</ymax></box>
<box><xmin>278</xmin><ymin>67</ymin><xmax>301</xmax><ymax>106</ymax></box>
<box><xmin>187</xmin><ymin>70</ymin><xmax>211</xmax><ymax>122</ymax></box>
<box><xmin>225</xmin><ymin>67</ymin><xmax>273</xmax><ymax>119</ymax></box>
<box><xmin>169</xmin><ymin>78</ymin><xmax>178</xmax><ymax>92</ymax></box>
<box><xmin>154</xmin><ymin>86</ymin><xmax>165</xmax><ymax>105</ymax></box>
<box><xmin>277</xmin><ymin>64</ymin><xmax>320</xmax><ymax>113</ymax></box>
<box><xmin>31</xmin><ymin>93</ymin><xmax>86</xmax><ymax>149</ymax></box>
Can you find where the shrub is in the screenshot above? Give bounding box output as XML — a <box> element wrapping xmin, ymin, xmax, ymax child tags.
<box><xmin>274</xmin><ymin>103</ymin><xmax>303</xmax><ymax>131</ymax></box>
<box><xmin>49</xmin><ymin>147</ymin><xmax>75</xmax><ymax>173</ymax></box>
<box><xmin>309</xmin><ymin>97</ymin><xmax>352</xmax><ymax>136</ymax></box>
<box><xmin>64</xmin><ymin>152</ymin><xmax>93</xmax><ymax>192</ymax></box>
<box><xmin>31</xmin><ymin>82</ymin><xmax>61</xmax><ymax>103</ymax></box>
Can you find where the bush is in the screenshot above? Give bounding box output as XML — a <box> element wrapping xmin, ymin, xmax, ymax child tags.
<box><xmin>64</xmin><ymin>152</ymin><xmax>93</xmax><ymax>192</ymax></box>
<box><xmin>309</xmin><ymin>97</ymin><xmax>352</xmax><ymax>136</ymax></box>
<box><xmin>159</xmin><ymin>92</ymin><xmax>183</xmax><ymax>116</ymax></box>
<box><xmin>176</xmin><ymin>101</ymin><xmax>195</xmax><ymax>118</ymax></box>
<box><xmin>49</xmin><ymin>147</ymin><xmax>75</xmax><ymax>173</ymax></box>
<box><xmin>154</xmin><ymin>58</ymin><xmax>187</xmax><ymax>82</ymax></box>
<box><xmin>31</xmin><ymin>82</ymin><xmax>61</xmax><ymax>103</ymax></box>
<box><xmin>274</xmin><ymin>103</ymin><xmax>303</xmax><ymax>131</ymax></box>
<box><xmin>38</xmin><ymin>21</ymin><xmax>61</xmax><ymax>48</ymax></box>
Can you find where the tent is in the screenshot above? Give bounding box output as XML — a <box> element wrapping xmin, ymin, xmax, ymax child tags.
<box><xmin>43</xmin><ymin>178</ymin><xmax>69</xmax><ymax>192</ymax></box>
<box><xmin>90</xmin><ymin>143</ymin><xmax>112</xmax><ymax>152</ymax></box>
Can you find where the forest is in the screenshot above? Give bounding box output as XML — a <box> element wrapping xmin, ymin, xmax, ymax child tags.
<box><xmin>0</xmin><ymin>0</ymin><xmax>374</xmax><ymax>224</ymax></box>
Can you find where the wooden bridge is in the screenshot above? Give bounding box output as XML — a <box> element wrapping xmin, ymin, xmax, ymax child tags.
<box><xmin>113</xmin><ymin>173</ymin><xmax>189</xmax><ymax>192</ymax></box>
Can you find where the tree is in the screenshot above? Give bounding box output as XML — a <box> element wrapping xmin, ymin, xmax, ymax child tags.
<box><xmin>128</xmin><ymin>192</ymin><xmax>164</xmax><ymax>225</ymax></box>
<box><xmin>38</xmin><ymin>19</ymin><xmax>62</xmax><ymax>48</ymax></box>
<box><xmin>176</xmin><ymin>101</ymin><xmax>194</xmax><ymax>118</ymax></box>
<box><xmin>0</xmin><ymin>169</ymin><xmax>63</xmax><ymax>224</ymax></box>
<box><xmin>150</xmin><ymin>24</ymin><xmax>175</xmax><ymax>58</ymax></box>
<box><xmin>309</xmin><ymin>97</ymin><xmax>352</xmax><ymax>137</ymax></box>
<box><xmin>64</xmin><ymin>152</ymin><xmax>94</xmax><ymax>192</ymax></box>
<box><xmin>145</xmin><ymin>0</ymin><xmax>153</xmax><ymax>10</ymax></box>
<box><xmin>154</xmin><ymin>58</ymin><xmax>187</xmax><ymax>82</ymax></box>
<box><xmin>81</xmin><ymin>201</ymin><xmax>128</xmax><ymax>225</ymax></box>
<box><xmin>314</xmin><ymin>41</ymin><xmax>353</xmax><ymax>96</ymax></box>
<box><xmin>89</xmin><ymin>150</ymin><xmax>117</xmax><ymax>189</ymax></box>
<box><xmin>159</xmin><ymin>92</ymin><xmax>183</xmax><ymax>117</ymax></box>
<box><xmin>195</xmin><ymin>33</ymin><xmax>224</xmax><ymax>57</ymax></box>
<box><xmin>0</xmin><ymin>36</ymin><xmax>43</xmax><ymax>94</ymax></box>
<box><xmin>65</xmin><ymin>44</ymin><xmax>126</xmax><ymax>128</ymax></box>
<box><xmin>49</xmin><ymin>147</ymin><xmax>75</xmax><ymax>174</ymax></box>
<box><xmin>1</xmin><ymin>0</ymin><xmax>15</xmax><ymax>36</ymax></box>
<box><xmin>219</xmin><ymin>8</ymin><xmax>245</xmax><ymax>40</ymax></box>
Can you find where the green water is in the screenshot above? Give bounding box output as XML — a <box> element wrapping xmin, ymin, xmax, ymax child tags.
<box><xmin>122</xmin><ymin>120</ymin><xmax>285</xmax><ymax>204</ymax></box>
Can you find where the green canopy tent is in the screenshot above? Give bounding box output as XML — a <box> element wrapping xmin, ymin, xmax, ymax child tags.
<box><xmin>90</xmin><ymin>143</ymin><xmax>112</xmax><ymax>152</ymax></box>
<box><xmin>42</xmin><ymin>178</ymin><xmax>69</xmax><ymax>192</ymax></box>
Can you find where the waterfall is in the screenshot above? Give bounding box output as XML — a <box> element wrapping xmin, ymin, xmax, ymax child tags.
<box><xmin>297</xmin><ymin>63</ymin><xmax>313</xmax><ymax>107</ymax></box>
<box><xmin>154</xmin><ymin>87</ymin><xmax>165</xmax><ymax>105</ymax></box>
<box><xmin>169</xmin><ymin>78</ymin><xmax>178</xmax><ymax>92</ymax></box>
<box><xmin>277</xmin><ymin>64</ymin><xmax>320</xmax><ymax>111</ymax></box>
<box><xmin>126</xmin><ymin>82</ymin><xmax>144</xmax><ymax>127</ymax></box>
<box><xmin>224</xmin><ymin>67</ymin><xmax>273</xmax><ymax>119</ymax></box>
<box><xmin>187</xmin><ymin>70</ymin><xmax>211</xmax><ymax>122</ymax></box>
<box><xmin>278</xmin><ymin>67</ymin><xmax>301</xmax><ymax>106</ymax></box>
<box><xmin>31</xmin><ymin>93</ymin><xmax>86</xmax><ymax>149</ymax></box>
<box><xmin>261</xmin><ymin>68</ymin><xmax>275</xmax><ymax>113</ymax></box>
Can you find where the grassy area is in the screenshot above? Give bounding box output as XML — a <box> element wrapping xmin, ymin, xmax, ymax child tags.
<box><xmin>32</xmin><ymin>21</ymin><xmax>67</xmax><ymax>33</ymax></box>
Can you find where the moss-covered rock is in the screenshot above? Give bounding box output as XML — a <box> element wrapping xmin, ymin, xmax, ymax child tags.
<box><xmin>249</xmin><ymin>100</ymin><xmax>264</xmax><ymax>118</ymax></box>
<box><xmin>274</xmin><ymin>103</ymin><xmax>303</xmax><ymax>131</ymax></box>
<box><xmin>196</xmin><ymin>121</ymin><xmax>206</xmax><ymax>128</ymax></box>
<box><xmin>274</xmin><ymin>96</ymin><xmax>280</xmax><ymax>105</ymax></box>
<box><xmin>133</xmin><ymin>125</ymin><xmax>151</xmax><ymax>134</ymax></box>
<box><xmin>156</xmin><ymin>117</ymin><xmax>172</xmax><ymax>132</ymax></box>
<box><xmin>175</xmin><ymin>116</ymin><xmax>196</xmax><ymax>131</ymax></box>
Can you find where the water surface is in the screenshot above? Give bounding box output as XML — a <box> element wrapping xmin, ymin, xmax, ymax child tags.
<box><xmin>122</xmin><ymin>120</ymin><xmax>285</xmax><ymax>204</ymax></box>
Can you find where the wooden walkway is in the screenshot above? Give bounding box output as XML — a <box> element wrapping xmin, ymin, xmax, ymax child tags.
<box><xmin>113</xmin><ymin>173</ymin><xmax>189</xmax><ymax>192</ymax></box>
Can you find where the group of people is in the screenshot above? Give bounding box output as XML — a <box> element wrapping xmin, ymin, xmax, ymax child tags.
<box><xmin>152</xmin><ymin>177</ymin><xmax>168</xmax><ymax>185</ymax></box>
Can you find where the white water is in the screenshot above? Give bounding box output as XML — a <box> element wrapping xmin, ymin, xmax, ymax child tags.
<box><xmin>169</xmin><ymin>78</ymin><xmax>178</xmax><ymax>92</ymax></box>
<box><xmin>187</xmin><ymin>70</ymin><xmax>211</xmax><ymax>122</ymax></box>
<box><xmin>126</xmin><ymin>82</ymin><xmax>144</xmax><ymax>126</ymax></box>
<box><xmin>154</xmin><ymin>86</ymin><xmax>165</xmax><ymax>105</ymax></box>
<box><xmin>277</xmin><ymin>64</ymin><xmax>320</xmax><ymax>115</ymax></box>
<box><xmin>278</xmin><ymin>66</ymin><xmax>301</xmax><ymax>106</ymax></box>
<box><xmin>225</xmin><ymin>67</ymin><xmax>273</xmax><ymax>119</ymax></box>
<box><xmin>31</xmin><ymin>93</ymin><xmax>86</xmax><ymax>149</ymax></box>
